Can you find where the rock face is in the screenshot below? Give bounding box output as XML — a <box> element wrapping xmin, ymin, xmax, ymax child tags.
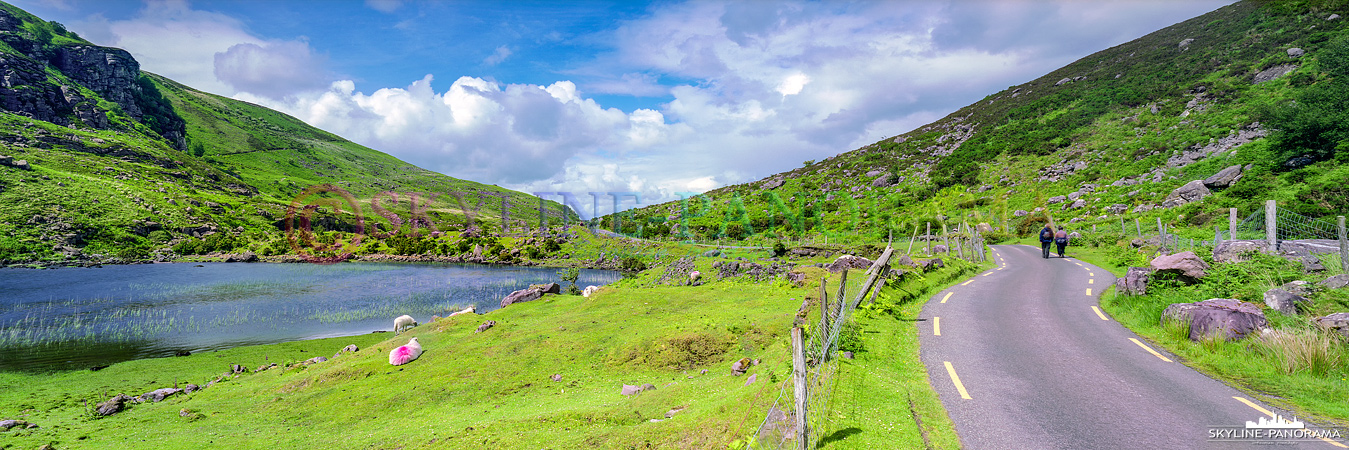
<box><xmin>1202</xmin><ymin>164</ymin><xmax>1245</xmax><ymax>188</ymax></box>
<box><xmin>1263</xmin><ymin>288</ymin><xmax>1310</xmax><ymax>315</ymax></box>
<box><xmin>1162</xmin><ymin>180</ymin><xmax>1211</xmax><ymax>208</ymax></box>
<box><xmin>1150</xmin><ymin>251</ymin><xmax>1209</xmax><ymax>279</ymax></box>
<box><xmin>1162</xmin><ymin>299</ymin><xmax>1267</xmax><ymax>341</ymax></box>
<box><xmin>500</xmin><ymin>287</ymin><xmax>544</xmax><ymax>308</ymax></box>
<box><xmin>1213</xmin><ymin>240</ymin><xmax>1268</xmax><ymax>263</ymax></box>
<box><xmin>1115</xmin><ymin>267</ymin><xmax>1153</xmax><ymax>295</ymax></box>
<box><xmin>1253</xmin><ymin>64</ymin><xmax>1298</xmax><ymax>84</ymax></box>
<box><xmin>1315</xmin><ymin>313</ymin><xmax>1349</xmax><ymax>338</ymax></box>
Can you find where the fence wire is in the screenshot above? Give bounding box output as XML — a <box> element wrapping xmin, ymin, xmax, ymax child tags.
<box><xmin>1234</xmin><ymin>208</ymin><xmax>1341</xmax><ymax>241</ymax></box>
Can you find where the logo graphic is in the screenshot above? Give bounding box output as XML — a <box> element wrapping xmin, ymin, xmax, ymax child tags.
<box><xmin>285</xmin><ymin>184</ymin><xmax>365</xmax><ymax>264</ymax></box>
<box><xmin>1246</xmin><ymin>413</ymin><xmax>1304</xmax><ymax>429</ymax></box>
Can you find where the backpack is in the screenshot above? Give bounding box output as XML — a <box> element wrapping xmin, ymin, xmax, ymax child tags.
<box><xmin>1040</xmin><ymin>228</ymin><xmax>1053</xmax><ymax>241</ymax></box>
<box><xmin>1055</xmin><ymin>235</ymin><xmax>1068</xmax><ymax>244</ymax></box>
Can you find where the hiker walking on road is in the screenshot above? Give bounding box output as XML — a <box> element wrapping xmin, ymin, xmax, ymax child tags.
<box><xmin>1054</xmin><ymin>226</ymin><xmax>1069</xmax><ymax>258</ymax></box>
<box><xmin>1039</xmin><ymin>224</ymin><xmax>1054</xmax><ymax>259</ymax></box>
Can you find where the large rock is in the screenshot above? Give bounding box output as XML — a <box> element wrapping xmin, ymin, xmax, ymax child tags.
<box><xmin>139</xmin><ymin>388</ymin><xmax>183</xmax><ymax>403</ymax></box>
<box><xmin>1161</xmin><ymin>180</ymin><xmax>1211</xmax><ymax>208</ymax></box>
<box><xmin>1162</xmin><ymin>298</ymin><xmax>1267</xmax><ymax>341</ymax></box>
<box><xmin>1150</xmin><ymin>251</ymin><xmax>1209</xmax><ymax>279</ymax></box>
<box><xmin>1013</xmin><ymin>210</ymin><xmax>1029</xmax><ymax>217</ymax></box>
<box><xmin>892</xmin><ymin>254</ymin><xmax>914</xmax><ymax>267</ymax></box>
<box><xmin>500</xmin><ymin>287</ymin><xmax>544</xmax><ymax>308</ymax></box>
<box><xmin>1066</xmin><ymin>199</ymin><xmax>1087</xmax><ymax>210</ymax></box>
<box><xmin>1115</xmin><ymin>267</ymin><xmax>1153</xmax><ymax>295</ymax></box>
<box><xmin>1047</xmin><ymin>195</ymin><xmax>1067</xmax><ymax>205</ymax></box>
<box><xmin>1279</xmin><ymin>280</ymin><xmax>1318</xmax><ymax>298</ymax></box>
<box><xmin>95</xmin><ymin>394</ymin><xmax>131</xmax><ymax>416</ymax></box>
<box><xmin>1253</xmin><ymin>64</ymin><xmax>1298</xmax><ymax>84</ymax></box>
<box><xmin>1212</xmin><ymin>240</ymin><xmax>1268</xmax><ymax>263</ymax></box>
<box><xmin>920</xmin><ymin>258</ymin><xmax>945</xmax><ymax>272</ymax></box>
<box><xmin>530</xmin><ymin>282</ymin><xmax>561</xmax><ymax>294</ymax></box>
<box><xmin>871</xmin><ymin>174</ymin><xmax>894</xmax><ymax>187</ymax></box>
<box><xmin>1263</xmin><ymin>288</ymin><xmax>1310</xmax><ymax>315</ymax></box>
<box><xmin>976</xmin><ymin>223</ymin><xmax>992</xmax><ymax>233</ymax></box>
<box><xmin>1202</xmin><ymin>164</ymin><xmax>1244</xmax><ymax>188</ymax></box>
<box><xmin>1314</xmin><ymin>313</ymin><xmax>1349</xmax><ymax>338</ymax></box>
<box><xmin>1288</xmin><ymin>47</ymin><xmax>1305</xmax><ymax>58</ymax></box>
<box><xmin>0</xmin><ymin>419</ymin><xmax>30</xmax><ymax>431</ymax></box>
<box><xmin>1319</xmin><ymin>274</ymin><xmax>1349</xmax><ymax>289</ymax></box>
<box><xmin>826</xmin><ymin>255</ymin><xmax>873</xmax><ymax>273</ymax></box>
<box><xmin>1106</xmin><ymin>204</ymin><xmax>1128</xmax><ymax>215</ymax></box>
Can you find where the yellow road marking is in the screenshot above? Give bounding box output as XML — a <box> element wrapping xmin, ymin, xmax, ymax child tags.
<box><xmin>934</xmin><ymin>317</ymin><xmax>941</xmax><ymax>336</ymax></box>
<box><xmin>1322</xmin><ymin>437</ymin><xmax>1349</xmax><ymax>448</ymax></box>
<box><xmin>1089</xmin><ymin>272</ymin><xmax>1094</xmax><ymax>276</ymax></box>
<box><xmin>1233</xmin><ymin>397</ymin><xmax>1273</xmax><ymax>417</ymax></box>
<box><xmin>941</xmin><ymin>292</ymin><xmax>953</xmax><ymax>303</ymax></box>
<box><xmin>1089</xmin><ymin>279</ymin><xmax>1094</xmax><ymax>284</ymax></box>
<box><xmin>944</xmin><ymin>361</ymin><xmax>971</xmax><ymax>399</ymax></box>
<box><xmin>997</xmin><ymin>267</ymin><xmax>1004</xmax><ymax>270</ymax></box>
<box><xmin>1086</xmin><ymin>288</ymin><xmax>1092</xmax><ymax>296</ymax></box>
<box><xmin>1091</xmin><ymin>306</ymin><xmax>1109</xmax><ymax>321</ymax></box>
<box><xmin>961</xmin><ymin>280</ymin><xmax>973</xmax><ymax>286</ymax></box>
<box><xmin>1074</xmin><ymin>262</ymin><xmax>1081</xmax><ymax>266</ymax></box>
<box><xmin>982</xmin><ymin>271</ymin><xmax>994</xmax><ymax>277</ymax></box>
<box><xmin>1130</xmin><ymin>338</ymin><xmax>1173</xmax><ymax>362</ymax></box>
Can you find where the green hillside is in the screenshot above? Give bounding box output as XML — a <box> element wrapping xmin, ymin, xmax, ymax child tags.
<box><xmin>613</xmin><ymin>0</ymin><xmax>1349</xmax><ymax>245</ymax></box>
<box><xmin>0</xmin><ymin>2</ymin><xmax>573</xmax><ymax>265</ymax></box>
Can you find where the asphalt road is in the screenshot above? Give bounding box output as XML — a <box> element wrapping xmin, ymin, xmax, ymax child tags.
<box><xmin>919</xmin><ymin>244</ymin><xmax>1345</xmax><ymax>449</ymax></box>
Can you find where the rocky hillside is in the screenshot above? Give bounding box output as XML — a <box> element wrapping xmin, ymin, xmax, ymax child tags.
<box><xmin>0</xmin><ymin>2</ymin><xmax>571</xmax><ymax>265</ymax></box>
<box><xmin>615</xmin><ymin>0</ymin><xmax>1349</xmax><ymax>244</ymax></box>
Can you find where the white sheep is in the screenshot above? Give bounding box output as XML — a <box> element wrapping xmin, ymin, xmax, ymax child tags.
<box><xmin>447</xmin><ymin>305</ymin><xmax>476</xmax><ymax>317</ymax></box>
<box><xmin>388</xmin><ymin>337</ymin><xmax>423</xmax><ymax>366</ymax></box>
<box><xmin>689</xmin><ymin>271</ymin><xmax>701</xmax><ymax>283</ymax></box>
<box><xmin>393</xmin><ymin>315</ymin><xmax>418</xmax><ymax>335</ymax></box>
<box><xmin>582</xmin><ymin>285</ymin><xmax>600</xmax><ymax>298</ymax></box>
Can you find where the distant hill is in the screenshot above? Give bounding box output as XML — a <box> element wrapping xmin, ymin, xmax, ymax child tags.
<box><xmin>0</xmin><ymin>1</ymin><xmax>572</xmax><ymax>264</ymax></box>
<box><xmin>612</xmin><ymin>0</ymin><xmax>1349</xmax><ymax>244</ymax></box>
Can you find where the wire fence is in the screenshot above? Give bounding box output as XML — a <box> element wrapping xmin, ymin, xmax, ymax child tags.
<box><xmin>1234</xmin><ymin>208</ymin><xmax>1342</xmax><ymax>241</ymax></box>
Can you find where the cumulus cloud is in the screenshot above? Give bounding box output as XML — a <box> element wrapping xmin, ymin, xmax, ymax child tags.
<box><xmin>483</xmin><ymin>45</ymin><xmax>512</xmax><ymax>66</ymax></box>
<box><xmin>214</xmin><ymin>41</ymin><xmax>329</xmax><ymax>99</ymax></box>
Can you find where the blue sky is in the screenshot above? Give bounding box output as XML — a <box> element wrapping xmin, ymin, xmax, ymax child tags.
<box><xmin>14</xmin><ymin>0</ymin><xmax>1232</xmax><ymax>214</ymax></box>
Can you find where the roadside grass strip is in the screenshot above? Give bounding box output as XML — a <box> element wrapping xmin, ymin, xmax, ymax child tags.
<box><xmin>1130</xmin><ymin>338</ymin><xmax>1174</xmax><ymax>362</ymax></box>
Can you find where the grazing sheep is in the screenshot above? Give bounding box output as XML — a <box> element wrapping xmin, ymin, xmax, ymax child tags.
<box><xmin>448</xmin><ymin>305</ymin><xmax>476</xmax><ymax>317</ymax></box>
<box><xmin>388</xmin><ymin>338</ymin><xmax>423</xmax><ymax>366</ymax></box>
<box><xmin>582</xmin><ymin>285</ymin><xmax>600</xmax><ymax>298</ymax></box>
<box><xmin>689</xmin><ymin>271</ymin><xmax>701</xmax><ymax>283</ymax></box>
<box><xmin>393</xmin><ymin>315</ymin><xmax>418</xmax><ymax>335</ymax></box>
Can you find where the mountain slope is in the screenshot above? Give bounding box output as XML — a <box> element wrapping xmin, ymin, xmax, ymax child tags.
<box><xmin>615</xmin><ymin>0</ymin><xmax>1349</xmax><ymax>244</ymax></box>
<box><xmin>0</xmin><ymin>2</ymin><xmax>571</xmax><ymax>264</ymax></box>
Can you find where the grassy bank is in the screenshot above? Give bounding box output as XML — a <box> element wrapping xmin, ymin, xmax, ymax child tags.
<box><xmin>1061</xmin><ymin>240</ymin><xmax>1349</xmax><ymax>425</ymax></box>
<box><xmin>814</xmin><ymin>256</ymin><xmax>987</xmax><ymax>449</ymax></box>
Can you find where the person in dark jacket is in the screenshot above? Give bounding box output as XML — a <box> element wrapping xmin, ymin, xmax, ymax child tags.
<box><xmin>1054</xmin><ymin>226</ymin><xmax>1069</xmax><ymax>258</ymax></box>
<box><xmin>1039</xmin><ymin>224</ymin><xmax>1054</xmax><ymax>259</ymax></box>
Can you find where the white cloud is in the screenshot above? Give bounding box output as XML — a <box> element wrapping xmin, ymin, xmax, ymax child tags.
<box><xmin>365</xmin><ymin>0</ymin><xmax>403</xmax><ymax>14</ymax></box>
<box><xmin>483</xmin><ymin>45</ymin><xmax>512</xmax><ymax>66</ymax></box>
<box><xmin>214</xmin><ymin>41</ymin><xmax>329</xmax><ymax>99</ymax></box>
<box><xmin>775</xmin><ymin>73</ymin><xmax>810</xmax><ymax>97</ymax></box>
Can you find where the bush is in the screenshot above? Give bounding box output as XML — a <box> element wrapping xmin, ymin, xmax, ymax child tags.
<box><xmin>620</xmin><ymin>257</ymin><xmax>647</xmax><ymax>272</ymax></box>
<box><xmin>773</xmin><ymin>241</ymin><xmax>787</xmax><ymax>257</ymax></box>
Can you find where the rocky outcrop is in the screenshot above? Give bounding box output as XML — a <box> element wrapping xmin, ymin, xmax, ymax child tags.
<box><xmin>500</xmin><ymin>287</ymin><xmax>544</xmax><ymax>308</ymax></box>
<box><xmin>1253</xmin><ymin>64</ymin><xmax>1298</xmax><ymax>84</ymax></box>
<box><xmin>1320</xmin><ymin>274</ymin><xmax>1349</xmax><ymax>289</ymax></box>
<box><xmin>95</xmin><ymin>394</ymin><xmax>132</xmax><ymax>416</ymax></box>
<box><xmin>1213</xmin><ymin>240</ymin><xmax>1268</xmax><ymax>263</ymax></box>
<box><xmin>1162</xmin><ymin>180</ymin><xmax>1211</xmax><ymax>208</ymax></box>
<box><xmin>1162</xmin><ymin>298</ymin><xmax>1267</xmax><ymax>341</ymax></box>
<box><xmin>1315</xmin><ymin>313</ymin><xmax>1349</xmax><ymax>338</ymax></box>
<box><xmin>1202</xmin><ymin>164</ymin><xmax>1246</xmax><ymax>188</ymax></box>
<box><xmin>1150</xmin><ymin>251</ymin><xmax>1209</xmax><ymax>279</ymax></box>
<box><xmin>1263</xmin><ymin>288</ymin><xmax>1309</xmax><ymax>315</ymax></box>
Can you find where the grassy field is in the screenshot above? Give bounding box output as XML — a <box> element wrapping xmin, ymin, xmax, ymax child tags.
<box><xmin>0</xmin><ymin>243</ymin><xmax>983</xmax><ymax>449</ymax></box>
<box><xmin>1060</xmin><ymin>239</ymin><xmax>1349</xmax><ymax>426</ymax></box>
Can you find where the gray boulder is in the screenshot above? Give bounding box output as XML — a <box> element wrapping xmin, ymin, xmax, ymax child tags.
<box><xmin>1287</xmin><ymin>47</ymin><xmax>1305</xmax><ymax>58</ymax></box>
<box><xmin>1013</xmin><ymin>210</ymin><xmax>1029</xmax><ymax>217</ymax></box>
<box><xmin>1047</xmin><ymin>195</ymin><xmax>1066</xmax><ymax>205</ymax></box>
<box><xmin>1280</xmin><ymin>280</ymin><xmax>1318</xmax><ymax>298</ymax></box>
<box><xmin>621</xmin><ymin>384</ymin><xmax>642</xmax><ymax>396</ymax></box>
<box><xmin>1132</xmin><ymin>204</ymin><xmax>1155</xmax><ymax>213</ymax></box>
<box><xmin>1106</xmin><ymin>204</ymin><xmax>1128</xmax><ymax>215</ymax></box>
<box><xmin>1253</xmin><ymin>64</ymin><xmax>1298</xmax><ymax>84</ymax></box>
<box><xmin>1066</xmin><ymin>199</ymin><xmax>1087</xmax><ymax>209</ymax></box>
<box><xmin>1178</xmin><ymin>38</ymin><xmax>1194</xmax><ymax>49</ymax></box>
<box><xmin>1319</xmin><ymin>274</ymin><xmax>1349</xmax><ymax>289</ymax></box>
<box><xmin>932</xmin><ymin>244</ymin><xmax>949</xmax><ymax>253</ymax></box>
<box><xmin>0</xmin><ymin>155</ymin><xmax>10</xmax><ymax>165</ymax></box>
<box><xmin>1162</xmin><ymin>180</ymin><xmax>1211</xmax><ymax>208</ymax></box>
<box><xmin>1314</xmin><ymin>313</ymin><xmax>1349</xmax><ymax>338</ymax></box>
<box><xmin>341</xmin><ymin>344</ymin><xmax>359</xmax><ymax>353</ymax></box>
<box><xmin>1202</xmin><ymin>164</ymin><xmax>1244</xmax><ymax>188</ymax></box>
<box><xmin>1162</xmin><ymin>298</ymin><xmax>1267</xmax><ymax>341</ymax></box>
<box><xmin>731</xmin><ymin>357</ymin><xmax>751</xmax><ymax>375</ymax></box>
<box><xmin>1150</xmin><ymin>251</ymin><xmax>1209</xmax><ymax>279</ymax></box>
<box><xmin>872</xmin><ymin>175</ymin><xmax>894</xmax><ymax>187</ymax></box>
<box><xmin>892</xmin><ymin>254</ymin><xmax>914</xmax><ymax>267</ymax></box>
<box><xmin>11</xmin><ymin>160</ymin><xmax>29</xmax><ymax>170</ymax></box>
<box><xmin>531</xmin><ymin>282</ymin><xmax>561</xmax><ymax>294</ymax></box>
<box><xmin>139</xmin><ymin>388</ymin><xmax>183</xmax><ymax>403</ymax></box>
<box><xmin>0</xmin><ymin>419</ymin><xmax>30</xmax><ymax>431</ymax></box>
<box><xmin>827</xmin><ymin>255</ymin><xmax>873</xmax><ymax>273</ymax></box>
<box><xmin>1067</xmin><ymin>191</ymin><xmax>1082</xmax><ymax>201</ymax></box>
<box><xmin>1116</xmin><ymin>267</ymin><xmax>1152</xmax><ymax>295</ymax></box>
<box><xmin>920</xmin><ymin>258</ymin><xmax>945</xmax><ymax>272</ymax></box>
<box><xmin>475</xmin><ymin>320</ymin><xmax>497</xmax><ymax>333</ymax></box>
<box><xmin>1263</xmin><ymin>288</ymin><xmax>1310</xmax><ymax>315</ymax></box>
<box><xmin>1213</xmin><ymin>240</ymin><xmax>1268</xmax><ymax>263</ymax></box>
<box><xmin>976</xmin><ymin>223</ymin><xmax>992</xmax><ymax>233</ymax></box>
<box><xmin>96</xmin><ymin>394</ymin><xmax>131</xmax><ymax>416</ymax></box>
<box><xmin>703</xmin><ymin>249</ymin><xmax>721</xmax><ymax>257</ymax></box>
<box><xmin>304</xmin><ymin>356</ymin><xmax>328</xmax><ymax>365</ymax></box>
<box><xmin>500</xmin><ymin>287</ymin><xmax>544</xmax><ymax>308</ymax></box>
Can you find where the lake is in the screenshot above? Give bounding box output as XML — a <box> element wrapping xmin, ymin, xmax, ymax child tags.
<box><xmin>0</xmin><ymin>262</ymin><xmax>620</xmax><ymax>372</ymax></box>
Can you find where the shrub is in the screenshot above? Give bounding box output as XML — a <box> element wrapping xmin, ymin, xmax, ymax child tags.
<box><xmin>620</xmin><ymin>257</ymin><xmax>647</xmax><ymax>272</ymax></box>
<box><xmin>1258</xmin><ymin>327</ymin><xmax>1345</xmax><ymax>376</ymax></box>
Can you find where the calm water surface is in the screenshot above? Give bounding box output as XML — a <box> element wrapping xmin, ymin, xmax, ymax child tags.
<box><xmin>0</xmin><ymin>262</ymin><xmax>619</xmax><ymax>372</ymax></box>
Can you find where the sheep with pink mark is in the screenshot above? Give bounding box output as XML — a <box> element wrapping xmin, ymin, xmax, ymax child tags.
<box><xmin>388</xmin><ymin>337</ymin><xmax>423</xmax><ymax>366</ymax></box>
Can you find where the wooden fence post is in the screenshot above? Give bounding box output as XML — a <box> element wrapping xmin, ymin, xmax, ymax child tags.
<box><xmin>1214</xmin><ymin>225</ymin><xmax>1221</xmax><ymax>250</ymax></box>
<box><xmin>1135</xmin><ymin>218</ymin><xmax>1141</xmax><ymax>238</ymax></box>
<box><xmin>926</xmin><ymin>223</ymin><xmax>932</xmax><ymax>255</ymax></box>
<box><xmin>1266</xmin><ymin>200</ymin><xmax>1278</xmax><ymax>253</ymax></box>
<box><xmin>1339</xmin><ymin>216</ymin><xmax>1347</xmax><ymax>273</ymax></box>
<box><xmin>941</xmin><ymin>223</ymin><xmax>950</xmax><ymax>255</ymax></box>
<box><xmin>791</xmin><ymin>327</ymin><xmax>809</xmax><ymax>450</ymax></box>
<box><xmin>1229</xmin><ymin>208</ymin><xmax>1238</xmax><ymax>241</ymax></box>
<box><xmin>1156</xmin><ymin>218</ymin><xmax>1165</xmax><ymax>252</ymax></box>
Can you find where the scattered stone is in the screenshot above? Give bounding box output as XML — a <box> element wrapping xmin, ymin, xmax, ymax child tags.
<box><xmin>920</xmin><ymin>258</ymin><xmax>945</xmax><ymax>272</ymax></box>
<box><xmin>1047</xmin><ymin>195</ymin><xmax>1066</xmax><ymax>205</ymax></box>
<box><xmin>932</xmin><ymin>244</ymin><xmax>949</xmax><ymax>253</ymax></box>
<box><xmin>139</xmin><ymin>388</ymin><xmax>183</xmax><ymax>403</ymax></box>
<box><xmin>0</xmin><ymin>419</ymin><xmax>29</xmax><ymax>431</ymax></box>
<box><xmin>621</xmin><ymin>384</ymin><xmax>642</xmax><ymax>396</ymax></box>
<box><xmin>530</xmin><ymin>282</ymin><xmax>561</xmax><ymax>294</ymax></box>
<box><xmin>689</xmin><ymin>271</ymin><xmax>701</xmax><ymax>283</ymax></box>
<box><xmin>1329</xmin><ymin>14</ymin><xmax>1341</xmax><ymax>20</ymax></box>
<box><xmin>1253</xmin><ymin>64</ymin><xmax>1298</xmax><ymax>84</ymax></box>
<box><xmin>255</xmin><ymin>363</ymin><xmax>277</xmax><ymax>372</ymax></box>
<box><xmin>1314</xmin><ymin>313</ymin><xmax>1349</xmax><ymax>338</ymax></box>
<box><xmin>1202</xmin><ymin>164</ymin><xmax>1245</xmax><ymax>188</ymax></box>
<box><xmin>827</xmin><ymin>255</ymin><xmax>873</xmax><ymax>273</ymax></box>
<box><xmin>1150</xmin><ymin>251</ymin><xmax>1209</xmax><ymax>280</ymax></box>
<box><xmin>1263</xmin><ymin>288</ymin><xmax>1310</xmax><ymax>315</ymax></box>
<box><xmin>582</xmin><ymin>285</ymin><xmax>600</xmax><ymax>297</ymax></box>
<box><xmin>1300</xmin><ymin>256</ymin><xmax>1325</xmax><ymax>273</ymax></box>
<box><xmin>1178</xmin><ymin>38</ymin><xmax>1194</xmax><ymax>50</ymax></box>
<box><xmin>702</xmin><ymin>249</ymin><xmax>721</xmax><ymax>257</ymax></box>
<box><xmin>1066</xmin><ymin>199</ymin><xmax>1087</xmax><ymax>209</ymax></box>
<box><xmin>551</xmin><ymin>374</ymin><xmax>562</xmax><ymax>382</ymax></box>
<box><xmin>841</xmin><ymin>351</ymin><xmax>854</xmax><ymax>359</ymax></box>
<box><xmin>1212</xmin><ymin>240</ymin><xmax>1268</xmax><ymax>263</ymax></box>
<box><xmin>665</xmin><ymin>407</ymin><xmax>686</xmax><ymax>418</ymax></box>
<box><xmin>1319</xmin><ymin>274</ymin><xmax>1349</xmax><ymax>289</ymax></box>
<box><xmin>1162</xmin><ymin>298</ymin><xmax>1267</xmax><ymax>341</ymax></box>
<box><xmin>1287</xmin><ymin>47</ymin><xmax>1305</xmax><ymax>58</ymax></box>
<box><xmin>892</xmin><ymin>254</ymin><xmax>914</xmax><ymax>267</ymax></box>
<box><xmin>304</xmin><ymin>356</ymin><xmax>328</xmax><ymax>365</ymax></box>
<box><xmin>96</xmin><ymin>394</ymin><xmax>131</xmax><ymax>416</ymax></box>
<box><xmin>1013</xmin><ymin>210</ymin><xmax>1029</xmax><ymax>217</ymax></box>
<box><xmin>745</xmin><ymin>374</ymin><xmax>757</xmax><ymax>386</ymax></box>
<box><xmin>977</xmin><ymin>223</ymin><xmax>992</xmax><ymax>233</ymax></box>
<box><xmin>731</xmin><ymin>357</ymin><xmax>751</xmax><ymax>375</ymax></box>
<box><xmin>11</xmin><ymin>160</ymin><xmax>29</xmax><ymax>170</ymax></box>
<box><xmin>1116</xmin><ymin>267</ymin><xmax>1153</xmax><ymax>296</ymax></box>
<box><xmin>475</xmin><ymin>320</ymin><xmax>497</xmax><ymax>333</ymax></box>
<box><xmin>1162</xmin><ymin>180</ymin><xmax>1211</xmax><ymax>208</ymax></box>
<box><xmin>230</xmin><ymin>364</ymin><xmax>248</xmax><ymax>375</ymax></box>
<box><xmin>341</xmin><ymin>344</ymin><xmax>359</xmax><ymax>353</ymax></box>
<box><xmin>641</xmin><ymin>383</ymin><xmax>657</xmax><ymax>392</ymax></box>
<box><xmin>500</xmin><ymin>287</ymin><xmax>544</xmax><ymax>308</ymax></box>
<box><xmin>224</xmin><ymin>251</ymin><xmax>258</xmax><ymax>263</ymax></box>
<box><xmin>179</xmin><ymin>409</ymin><xmax>192</xmax><ymax>418</ymax></box>
<box><xmin>1280</xmin><ymin>280</ymin><xmax>1318</xmax><ymax>298</ymax></box>
<box><xmin>1132</xmin><ymin>204</ymin><xmax>1154</xmax><ymax>213</ymax></box>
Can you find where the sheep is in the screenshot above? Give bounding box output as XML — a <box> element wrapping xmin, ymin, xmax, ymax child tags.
<box><xmin>393</xmin><ymin>315</ymin><xmax>418</xmax><ymax>335</ymax></box>
<box><xmin>689</xmin><ymin>271</ymin><xmax>701</xmax><ymax>283</ymax></box>
<box><xmin>388</xmin><ymin>338</ymin><xmax>423</xmax><ymax>366</ymax></box>
<box><xmin>582</xmin><ymin>285</ymin><xmax>600</xmax><ymax>298</ymax></box>
<box><xmin>447</xmin><ymin>305</ymin><xmax>476</xmax><ymax>317</ymax></box>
